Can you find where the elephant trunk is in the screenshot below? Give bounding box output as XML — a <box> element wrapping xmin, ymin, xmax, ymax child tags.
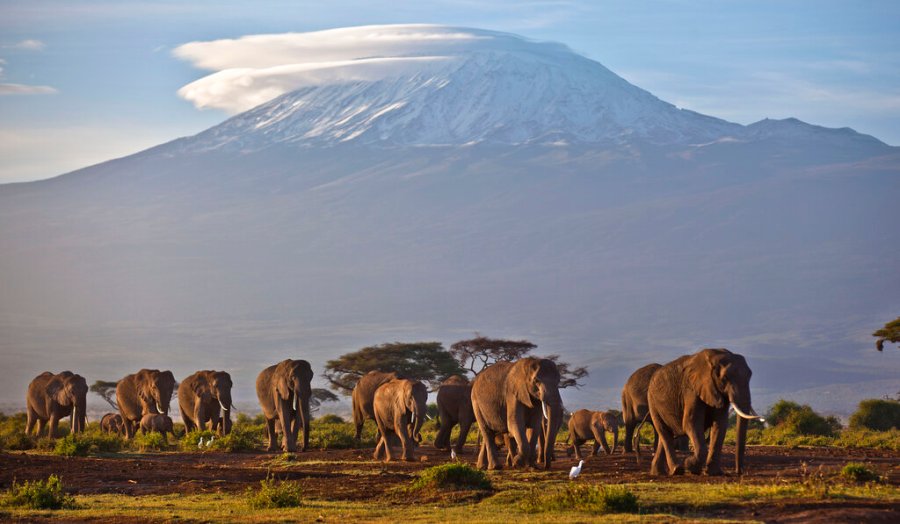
<box><xmin>542</xmin><ymin>396</ymin><xmax>563</xmax><ymax>469</ymax></box>
<box><xmin>735</xmin><ymin>412</ymin><xmax>748</xmax><ymax>474</ymax></box>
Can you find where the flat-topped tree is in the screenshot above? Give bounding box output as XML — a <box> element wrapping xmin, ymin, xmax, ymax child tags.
<box><xmin>873</xmin><ymin>317</ymin><xmax>900</xmax><ymax>351</ymax></box>
<box><xmin>324</xmin><ymin>342</ymin><xmax>466</xmax><ymax>395</ymax></box>
<box><xmin>449</xmin><ymin>335</ymin><xmax>588</xmax><ymax>388</ymax></box>
<box><xmin>89</xmin><ymin>380</ymin><xmax>118</xmax><ymax>410</ymax></box>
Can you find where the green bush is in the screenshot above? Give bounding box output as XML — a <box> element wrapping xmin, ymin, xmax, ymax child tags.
<box><xmin>411</xmin><ymin>463</ymin><xmax>492</xmax><ymax>491</ymax></box>
<box><xmin>849</xmin><ymin>399</ymin><xmax>900</xmax><ymax>431</ymax></box>
<box><xmin>180</xmin><ymin>429</ymin><xmax>215</xmax><ymax>451</ymax></box>
<box><xmin>316</xmin><ymin>414</ymin><xmax>345</xmax><ymax>424</ymax></box>
<box><xmin>0</xmin><ymin>475</ymin><xmax>76</xmax><ymax>510</ymax></box>
<box><xmin>0</xmin><ymin>413</ymin><xmax>33</xmax><ymax>451</ymax></box>
<box><xmin>767</xmin><ymin>400</ymin><xmax>805</xmax><ymax>426</ymax></box>
<box><xmin>53</xmin><ymin>434</ymin><xmax>91</xmax><ymax>457</ymax></box>
<box><xmin>246</xmin><ymin>475</ymin><xmax>303</xmax><ymax>509</ymax></box>
<box><xmin>840</xmin><ymin>462</ymin><xmax>881</xmax><ymax>483</ymax></box>
<box><xmin>235</xmin><ymin>412</ymin><xmax>268</xmax><ymax>426</ymax></box>
<box><xmin>309</xmin><ymin>422</ymin><xmax>358</xmax><ymax>449</ymax></box>
<box><xmin>132</xmin><ymin>431</ymin><xmax>169</xmax><ymax>452</ymax></box>
<box><xmin>765</xmin><ymin>400</ymin><xmax>839</xmax><ymax>436</ymax></box>
<box><xmin>520</xmin><ymin>484</ymin><xmax>639</xmax><ymax>514</ymax></box>
<box><xmin>210</xmin><ymin>426</ymin><xmax>263</xmax><ymax>452</ymax></box>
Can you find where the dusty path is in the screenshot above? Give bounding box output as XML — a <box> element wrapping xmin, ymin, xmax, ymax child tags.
<box><xmin>1</xmin><ymin>445</ymin><xmax>898</xmax><ymax>522</ymax></box>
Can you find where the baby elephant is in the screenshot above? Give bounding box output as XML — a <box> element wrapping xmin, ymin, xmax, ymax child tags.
<box><xmin>373</xmin><ymin>378</ymin><xmax>427</xmax><ymax>462</ymax></box>
<box><xmin>140</xmin><ymin>413</ymin><xmax>174</xmax><ymax>439</ymax></box>
<box><xmin>100</xmin><ymin>413</ymin><xmax>125</xmax><ymax>435</ymax></box>
<box><xmin>566</xmin><ymin>409</ymin><xmax>619</xmax><ymax>460</ymax></box>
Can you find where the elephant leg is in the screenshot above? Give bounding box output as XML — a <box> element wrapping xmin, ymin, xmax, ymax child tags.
<box><xmin>507</xmin><ymin>407</ymin><xmax>531</xmax><ymax>468</ymax></box>
<box><xmin>595</xmin><ymin>428</ymin><xmax>611</xmax><ymax>455</ymax></box>
<box><xmin>25</xmin><ymin>409</ymin><xmax>37</xmax><ymax>436</ymax></box>
<box><xmin>482</xmin><ymin>428</ymin><xmax>501</xmax><ymax>470</ymax></box>
<box><xmin>623</xmin><ymin>419</ymin><xmax>635</xmax><ymax>454</ymax></box>
<box><xmin>397</xmin><ymin>418</ymin><xmax>414</xmax><ymax>462</ymax></box>
<box><xmin>476</xmin><ymin>437</ymin><xmax>487</xmax><ymax>469</ymax></box>
<box><xmin>649</xmin><ymin>411</ymin><xmax>680</xmax><ymax>476</ymax></box>
<box><xmin>573</xmin><ymin>438</ymin><xmax>584</xmax><ymax>460</ymax></box>
<box><xmin>37</xmin><ymin>418</ymin><xmax>47</xmax><ymax>437</ymax></box>
<box><xmin>682</xmin><ymin>414</ymin><xmax>707</xmax><ymax>475</ymax></box>
<box><xmin>48</xmin><ymin>414</ymin><xmax>60</xmax><ymax>438</ymax></box>
<box><xmin>434</xmin><ymin>411</ymin><xmax>452</xmax><ymax>450</ymax></box>
<box><xmin>455</xmin><ymin>418</ymin><xmax>473</xmax><ymax>455</ymax></box>
<box><xmin>705</xmin><ymin>413</ymin><xmax>728</xmax><ymax>476</ymax></box>
<box><xmin>265</xmin><ymin>418</ymin><xmax>277</xmax><ymax>452</ymax></box>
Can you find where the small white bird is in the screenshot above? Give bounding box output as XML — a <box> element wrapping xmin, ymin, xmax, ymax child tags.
<box><xmin>206</xmin><ymin>436</ymin><xmax>214</xmax><ymax>447</ymax></box>
<box><xmin>569</xmin><ymin>460</ymin><xmax>584</xmax><ymax>480</ymax></box>
<box><xmin>197</xmin><ymin>437</ymin><xmax>205</xmax><ymax>449</ymax></box>
<box><xmin>450</xmin><ymin>449</ymin><xmax>458</xmax><ymax>461</ymax></box>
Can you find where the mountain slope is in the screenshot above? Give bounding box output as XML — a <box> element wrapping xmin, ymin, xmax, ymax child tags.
<box><xmin>0</xmin><ymin>25</ymin><xmax>898</xmax><ymax>412</ymax></box>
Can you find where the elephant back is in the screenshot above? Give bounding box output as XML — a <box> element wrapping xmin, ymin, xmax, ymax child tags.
<box><xmin>352</xmin><ymin>370</ymin><xmax>399</xmax><ymax>420</ymax></box>
<box><xmin>470</xmin><ymin>361</ymin><xmax>515</xmax><ymax>432</ymax></box>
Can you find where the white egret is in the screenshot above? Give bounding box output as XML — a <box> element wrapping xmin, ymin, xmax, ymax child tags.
<box><xmin>197</xmin><ymin>437</ymin><xmax>205</xmax><ymax>449</ymax></box>
<box><xmin>569</xmin><ymin>460</ymin><xmax>584</xmax><ymax>480</ymax></box>
<box><xmin>450</xmin><ymin>449</ymin><xmax>458</xmax><ymax>461</ymax></box>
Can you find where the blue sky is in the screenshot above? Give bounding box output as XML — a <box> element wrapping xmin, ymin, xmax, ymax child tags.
<box><xmin>1</xmin><ymin>0</ymin><xmax>898</xmax><ymax>183</ymax></box>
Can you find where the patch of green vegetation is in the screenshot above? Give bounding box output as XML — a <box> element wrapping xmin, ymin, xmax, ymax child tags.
<box><xmin>0</xmin><ymin>475</ymin><xmax>76</xmax><ymax>510</ymax></box>
<box><xmin>411</xmin><ymin>463</ymin><xmax>492</xmax><ymax>491</ymax></box>
<box><xmin>316</xmin><ymin>414</ymin><xmax>345</xmax><ymax>424</ymax></box>
<box><xmin>52</xmin><ymin>434</ymin><xmax>91</xmax><ymax>457</ymax></box>
<box><xmin>246</xmin><ymin>475</ymin><xmax>303</xmax><ymax>509</ymax></box>
<box><xmin>841</xmin><ymin>462</ymin><xmax>881</xmax><ymax>483</ymax></box>
<box><xmin>850</xmin><ymin>399</ymin><xmax>900</xmax><ymax>431</ymax></box>
<box><xmin>519</xmin><ymin>483</ymin><xmax>639</xmax><ymax>515</ymax></box>
<box><xmin>132</xmin><ymin>431</ymin><xmax>169</xmax><ymax>452</ymax></box>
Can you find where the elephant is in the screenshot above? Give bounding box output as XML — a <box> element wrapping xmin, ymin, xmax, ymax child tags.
<box><xmin>434</xmin><ymin>375</ymin><xmax>475</xmax><ymax>454</ymax></box>
<box><xmin>647</xmin><ymin>348</ymin><xmax>763</xmax><ymax>476</ymax></box>
<box><xmin>566</xmin><ymin>409</ymin><xmax>619</xmax><ymax>460</ymax></box>
<box><xmin>372</xmin><ymin>378</ymin><xmax>428</xmax><ymax>462</ymax></box>
<box><xmin>100</xmin><ymin>413</ymin><xmax>125</xmax><ymax>435</ymax></box>
<box><xmin>179</xmin><ymin>370</ymin><xmax>234</xmax><ymax>435</ymax></box>
<box><xmin>621</xmin><ymin>363</ymin><xmax>662</xmax><ymax>453</ymax></box>
<box><xmin>140</xmin><ymin>413</ymin><xmax>174</xmax><ymax>438</ymax></box>
<box><xmin>25</xmin><ymin>371</ymin><xmax>88</xmax><ymax>438</ymax></box>
<box><xmin>351</xmin><ymin>370</ymin><xmax>399</xmax><ymax>442</ymax></box>
<box><xmin>116</xmin><ymin>369</ymin><xmax>176</xmax><ymax>439</ymax></box>
<box><xmin>256</xmin><ymin>359</ymin><xmax>313</xmax><ymax>452</ymax></box>
<box><xmin>471</xmin><ymin>357</ymin><xmax>563</xmax><ymax>470</ymax></box>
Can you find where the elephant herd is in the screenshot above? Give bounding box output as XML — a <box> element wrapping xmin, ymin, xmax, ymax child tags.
<box><xmin>23</xmin><ymin>348</ymin><xmax>764</xmax><ymax>477</ymax></box>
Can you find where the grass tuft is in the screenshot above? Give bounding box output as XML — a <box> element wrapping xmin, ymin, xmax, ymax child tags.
<box><xmin>0</xmin><ymin>475</ymin><xmax>76</xmax><ymax>510</ymax></box>
<box><xmin>246</xmin><ymin>474</ymin><xmax>303</xmax><ymax>509</ymax></box>
<box><xmin>132</xmin><ymin>431</ymin><xmax>169</xmax><ymax>452</ymax></box>
<box><xmin>411</xmin><ymin>463</ymin><xmax>492</xmax><ymax>492</ymax></box>
<box><xmin>840</xmin><ymin>462</ymin><xmax>881</xmax><ymax>483</ymax></box>
<box><xmin>520</xmin><ymin>483</ymin><xmax>639</xmax><ymax>514</ymax></box>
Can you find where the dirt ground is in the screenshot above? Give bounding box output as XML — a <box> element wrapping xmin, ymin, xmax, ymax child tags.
<box><xmin>1</xmin><ymin>445</ymin><xmax>898</xmax><ymax>522</ymax></box>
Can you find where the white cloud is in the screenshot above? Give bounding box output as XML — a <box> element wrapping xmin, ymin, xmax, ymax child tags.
<box><xmin>0</xmin><ymin>83</ymin><xmax>57</xmax><ymax>95</ymax></box>
<box><xmin>6</xmin><ymin>39</ymin><xmax>46</xmax><ymax>51</ymax></box>
<box><xmin>173</xmin><ymin>25</ymin><xmax>556</xmax><ymax>114</ymax></box>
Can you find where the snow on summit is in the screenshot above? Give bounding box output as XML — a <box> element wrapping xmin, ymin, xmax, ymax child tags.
<box><xmin>173</xmin><ymin>25</ymin><xmax>742</xmax><ymax>149</ymax></box>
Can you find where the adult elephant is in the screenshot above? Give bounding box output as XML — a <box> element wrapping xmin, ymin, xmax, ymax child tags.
<box><xmin>179</xmin><ymin>370</ymin><xmax>234</xmax><ymax>435</ymax></box>
<box><xmin>566</xmin><ymin>409</ymin><xmax>619</xmax><ymax>459</ymax></box>
<box><xmin>621</xmin><ymin>363</ymin><xmax>662</xmax><ymax>453</ymax></box>
<box><xmin>256</xmin><ymin>359</ymin><xmax>313</xmax><ymax>452</ymax></box>
<box><xmin>647</xmin><ymin>348</ymin><xmax>763</xmax><ymax>476</ymax></box>
<box><xmin>434</xmin><ymin>375</ymin><xmax>475</xmax><ymax>454</ymax></box>
<box><xmin>372</xmin><ymin>378</ymin><xmax>428</xmax><ymax>462</ymax></box>
<box><xmin>471</xmin><ymin>357</ymin><xmax>563</xmax><ymax>470</ymax></box>
<box><xmin>25</xmin><ymin>371</ymin><xmax>88</xmax><ymax>438</ymax></box>
<box><xmin>116</xmin><ymin>369</ymin><xmax>176</xmax><ymax>439</ymax></box>
<box><xmin>351</xmin><ymin>370</ymin><xmax>398</xmax><ymax>441</ymax></box>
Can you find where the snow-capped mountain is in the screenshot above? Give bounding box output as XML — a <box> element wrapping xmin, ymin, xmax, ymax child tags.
<box><xmin>1</xmin><ymin>25</ymin><xmax>898</xmax><ymax>413</ymax></box>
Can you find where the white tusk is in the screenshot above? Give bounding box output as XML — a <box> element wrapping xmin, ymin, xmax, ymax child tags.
<box><xmin>425</xmin><ymin>413</ymin><xmax>433</xmax><ymax>421</ymax></box>
<box><xmin>219</xmin><ymin>400</ymin><xmax>229</xmax><ymax>412</ymax></box>
<box><xmin>541</xmin><ymin>401</ymin><xmax>549</xmax><ymax>421</ymax></box>
<box><xmin>731</xmin><ymin>402</ymin><xmax>765</xmax><ymax>422</ymax></box>
<box><xmin>156</xmin><ymin>402</ymin><xmax>164</xmax><ymax>414</ymax></box>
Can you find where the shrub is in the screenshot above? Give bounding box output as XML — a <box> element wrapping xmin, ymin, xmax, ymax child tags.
<box><xmin>840</xmin><ymin>462</ymin><xmax>880</xmax><ymax>483</ymax></box>
<box><xmin>0</xmin><ymin>413</ymin><xmax>33</xmax><ymax>451</ymax></box>
<box><xmin>316</xmin><ymin>414</ymin><xmax>345</xmax><ymax>424</ymax></box>
<box><xmin>246</xmin><ymin>475</ymin><xmax>303</xmax><ymax>509</ymax></box>
<box><xmin>520</xmin><ymin>484</ymin><xmax>639</xmax><ymax>514</ymax></box>
<box><xmin>783</xmin><ymin>408</ymin><xmax>838</xmax><ymax>437</ymax></box>
<box><xmin>53</xmin><ymin>434</ymin><xmax>91</xmax><ymax>457</ymax></box>
<box><xmin>236</xmin><ymin>413</ymin><xmax>268</xmax><ymax>426</ymax></box>
<box><xmin>849</xmin><ymin>399</ymin><xmax>900</xmax><ymax>431</ymax></box>
<box><xmin>180</xmin><ymin>429</ymin><xmax>216</xmax><ymax>451</ymax></box>
<box><xmin>210</xmin><ymin>426</ymin><xmax>262</xmax><ymax>452</ymax></box>
<box><xmin>767</xmin><ymin>400</ymin><xmax>804</xmax><ymax>426</ymax></box>
<box><xmin>0</xmin><ymin>475</ymin><xmax>76</xmax><ymax>510</ymax></box>
<box><xmin>132</xmin><ymin>431</ymin><xmax>168</xmax><ymax>452</ymax></box>
<box><xmin>411</xmin><ymin>464</ymin><xmax>492</xmax><ymax>491</ymax></box>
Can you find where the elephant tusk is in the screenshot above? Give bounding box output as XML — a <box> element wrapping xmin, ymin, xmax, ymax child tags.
<box><xmin>156</xmin><ymin>402</ymin><xmax>164</xmax><ymax>414</ymax></box>
<box><xmin>219</xmin><ymin>400</ymin><xmax>229</xmax><ymax>412</ymax></box>
<box><xmin>731</xmin><ymin>402</ymin><xmax>765</xmax><ymax>422</ymax></box>
<box><xmin>541</xmin><ymin>401</ymin><xmax>549</xmax><ymax>421</ymax></box>
<box><xmin>425</xmin><ymin>413</ymin><xmax>433</xmax><ymax>421</ymax></box>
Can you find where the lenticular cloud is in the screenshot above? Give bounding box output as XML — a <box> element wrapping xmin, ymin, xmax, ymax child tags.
<box><xmin>172</xmin><ymin>24</ymin><xmax>562</xmax><ymax>114</ymax></box>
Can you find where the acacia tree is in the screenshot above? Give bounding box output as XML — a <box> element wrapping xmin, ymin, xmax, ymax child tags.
<box><xmin>310</xmin><ymin>388</ymin><xmax>339</xmax><ymax>413</ymax></box>
<box><xmin>874</xmin><ymin>317</ymin><xmax>900</xmax><ymax>351</ymax></box>
<box><xmin>324</xmin><ymin>341</ymin><xmax>466</xmax><ymax>395</ymax></box>
<box><xmin>90</xmin><ymin>380</ymin><xmax>118</xmax><ymax>410</ymax></box>
<box><xmin>449</xmin><ymin>335</ymin><xmax>589</xmax><ymax>388</ymax></box>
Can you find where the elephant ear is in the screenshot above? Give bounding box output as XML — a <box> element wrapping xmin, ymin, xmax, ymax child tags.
<box><xmin>46</xmin><ymin>376</ymin><xmax>64</xmax><ymax>404</ymax></box>
<box><xmin>685</xmin><ymin>350</ymin><xmax>725</xmax><ymax>408</ymax></box>
<box><xmin>274</xmin><ymin>361</ymin><xmax>292</xmax><ymax>400</ymax></box>
<box><xmin>509</xmin><ymin>359</ymin><xmax>538</xmax><ymax>408</ymax></box>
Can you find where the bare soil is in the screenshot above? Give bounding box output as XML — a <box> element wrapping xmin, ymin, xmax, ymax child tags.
<box><xmin>1</xmin><ymin>445</ymin><xmax>898</xmax><ymax>522</ymax></box>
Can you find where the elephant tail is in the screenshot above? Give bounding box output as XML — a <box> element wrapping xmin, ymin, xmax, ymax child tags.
<box><xmin>633</xmin><ymin>411</ymin><xmax>651</xmax><ymax>465</ymax></box>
